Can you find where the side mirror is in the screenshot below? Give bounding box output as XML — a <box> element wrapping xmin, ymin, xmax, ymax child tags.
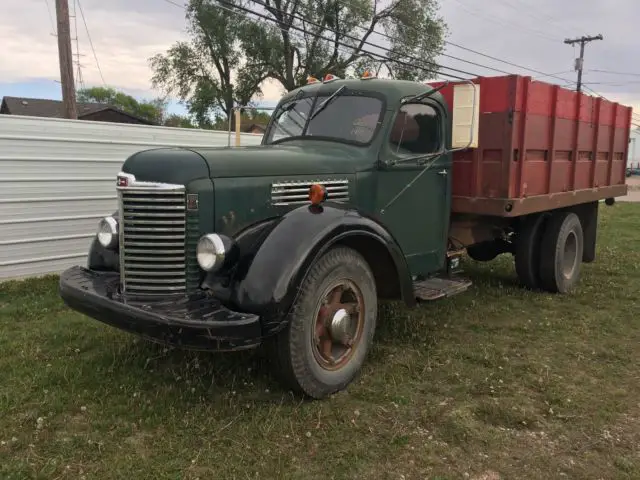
<box><xmin>451</xmin><ymin>82</ymin><xmax>480</xmax><ymax>149</ymax></box>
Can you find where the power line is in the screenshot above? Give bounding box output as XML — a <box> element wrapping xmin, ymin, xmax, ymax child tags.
<box><xmin>43</xmin><ymin>0</ymin><xmax>56</xmax><ymax>35</ymax></box>
<box><xmin>245</xmin><ymin>0</ymin><xmax>482</xmax><ymax>78</ymax></box>
<box><xmin>161</xmin><ymin>0</ymin><xmax>478</xmax><ymax>80</ymax></box>
<box><xmin>324</xmin><ymin>0</ymin><xmax>577</xmax><ymax>83</ymax></box>
<box><xmin>72</xmin><ymin>0</ymin><xmax>85</xmax><ymax>91</ymax></box>
<box><xmin>449</xmin><ymin>0</ymin><xmax>561</xmax><ymax>43</ymax></box>
<box><xmin>282</xmin><ymin>0</ymin><xmax>515</xmax><ymax>76</ymax></box>
<box><xmin>76</xmin><ymin>0</ymin><xmax>106</xmax><ymax>86</ymax></box>
<box><xmin>587</xmin><ymin>69</ymin><xmax>640</xmax><ymax>78</ymax></box>
<box><xmin>161</xmin><ymin>0</ymin><xmax>186</xmax><ymax>8</ymax></box>
<box><xmin>581</xmin><ymin>80</ymin><xmax>640</xmax><ymax>86</ymax></box>
<box><xmin>164</xmin><ymin>0</ymin><xmax>579</xmax><ymax>88</ymax></box>
<box><xmin>490</xmin><ymin>0</ymin><xmax>570</xmax><ymax>37</ymax></box>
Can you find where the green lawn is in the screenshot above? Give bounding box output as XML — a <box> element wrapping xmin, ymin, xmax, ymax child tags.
<box><xmin>1</xmin><ymin>203</ymin><xmax>639</xmax><ymax>480</ymax></box>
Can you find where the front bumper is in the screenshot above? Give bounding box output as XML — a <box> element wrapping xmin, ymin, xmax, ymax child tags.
<box><xmin>59</xmin><ymin>266</ymin><xmax>262</xmax><ymax>351</ymax></box>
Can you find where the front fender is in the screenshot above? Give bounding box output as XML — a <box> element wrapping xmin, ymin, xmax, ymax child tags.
<box><xmin>230</xmin><ymin>203</ymin><xmax>415</xmax><ymax>334</ymax></box>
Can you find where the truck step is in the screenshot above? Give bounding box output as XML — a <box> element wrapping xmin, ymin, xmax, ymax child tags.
<box><xmin>413</xmin><ymin>276</ymin><xmax>472</xmax><ymax>301</ymax></box>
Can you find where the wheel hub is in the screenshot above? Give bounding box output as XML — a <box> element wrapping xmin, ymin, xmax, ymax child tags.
<box><xmin>329</xmin><ymin>308</ymin><xmax>352</xmax><ymax>346</ymax></box>
<box><xmin>312</xmin><ymin>280</ymin><xmax>364</xmax><ymax>370</ymax></box>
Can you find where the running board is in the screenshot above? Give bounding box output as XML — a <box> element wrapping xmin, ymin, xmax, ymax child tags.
<box><xmin>413</xmin><ymin>276</ymin><xmax>472</xmax><ymax>301</ymax></box>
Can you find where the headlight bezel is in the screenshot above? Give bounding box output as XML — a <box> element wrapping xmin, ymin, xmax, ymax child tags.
<box><xmin>196</xmin><ymin>233</ymin><xmax>228</xmax><ymax>272</ymax></box>
<box><xmin>97</xmin><ymin>216</ymin><xmax>118</xmax><ymax>250</ymax></box>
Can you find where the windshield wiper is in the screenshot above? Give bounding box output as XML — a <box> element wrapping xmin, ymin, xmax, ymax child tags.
<box><xmin>401</xmin><ymin>81</ymin><xmax>449</xmax><ymax>105</ymax></box>
<box><xmin>308</xmin><ymin>86</ymin><xmax>347</xmax><ymax>121</ymax></box>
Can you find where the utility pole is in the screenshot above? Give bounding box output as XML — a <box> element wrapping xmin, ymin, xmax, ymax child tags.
<box><xmin>55</xmin><ymin>0</ymin><xmax>77</xmax><ymax>119</ymax></box>
<box><xmin>564</xmin><ymin>34</ymin><xmax>603</xmax><ymax>93</ymax></box>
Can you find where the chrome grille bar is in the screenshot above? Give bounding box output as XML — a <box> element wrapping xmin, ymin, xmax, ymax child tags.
<box><xmin>117</xmin><ymin>172</ymin><xmax>187</xmax><ymax>296</ymax></box>
<box><xmin>271</xmin><ymin>179</ymin><xmax>349</xmax><ymax>206</ymax></box>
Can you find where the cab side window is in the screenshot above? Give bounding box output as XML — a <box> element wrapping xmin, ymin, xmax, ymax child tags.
<box><xmin>389</xmin><ymin>103</ymin><xmax>441</xmax><ymax>155</ymax></box>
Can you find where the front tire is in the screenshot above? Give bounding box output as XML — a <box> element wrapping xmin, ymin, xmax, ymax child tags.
<box><xmin>270</xmin><ymin>246</ymin><xmax>377</xmax><ymax>399</ymax></box>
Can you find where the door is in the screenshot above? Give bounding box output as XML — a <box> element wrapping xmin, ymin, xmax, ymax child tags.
<box><xmin>375</xmin><ymin>101</ymin><xmax>451</xmax><ymax>277</ymax></box>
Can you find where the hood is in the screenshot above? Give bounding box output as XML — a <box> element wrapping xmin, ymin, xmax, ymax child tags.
<box><xmin>191</xmin><ymin>141</ymin><xmax>371</xmax><ymax>178</ymax></box>
<box><xmin>121</xmin><ymin>147</ymin><xmax>210</xmax><ymax>185</ymax></box>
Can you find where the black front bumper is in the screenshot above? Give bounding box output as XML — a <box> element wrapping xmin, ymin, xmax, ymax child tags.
<box><xmin>59</xmin><ymin>266</ymin><xmax>262</xmax><ymax>351</ymax></box>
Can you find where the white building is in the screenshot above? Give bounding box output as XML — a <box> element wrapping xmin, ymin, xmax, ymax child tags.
<box><xmin>0</xmin><ymin>115</ymin><xmax>262</xmax><ymax>281</ymax></box>
<box><xmin>629</xmin><ymin>128</ymin><xmax>640</xmax><ymax>170</ymax></box>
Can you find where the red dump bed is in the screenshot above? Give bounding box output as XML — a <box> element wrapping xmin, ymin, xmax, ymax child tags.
<box><xmin>433</xmin><ymin>75</ymin><xmax>633</xmax><ymax>216</ymax></box>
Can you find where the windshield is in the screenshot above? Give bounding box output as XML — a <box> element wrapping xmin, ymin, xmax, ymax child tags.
<box><xmin>264</xmin><ymin>93</ymin><xmax>383</xmax><ymax>145</ymax></box>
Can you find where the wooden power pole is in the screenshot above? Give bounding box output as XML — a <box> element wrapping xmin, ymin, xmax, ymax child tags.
<box><xmin>564</xmin><ymin>34</ymin><xmax>603</xmax><ymax>93</ymax></box>
<box><xmin>55</xmin><ymin>0</ymin><xmax>77</xmax><ymax>119</ymax></box>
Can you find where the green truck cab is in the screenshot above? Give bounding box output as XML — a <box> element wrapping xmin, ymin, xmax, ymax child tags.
<box><xmin>59</xmin><ymin>74</ymin><xmax>625</xmax><ymax>398</ymax></box>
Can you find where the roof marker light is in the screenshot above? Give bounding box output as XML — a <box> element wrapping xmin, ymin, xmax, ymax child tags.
<box><xmin>307</xmin><ymin>75</ymin><xmax>319</xmax><ymax>84</ymax></box>
<box><xmin>361</xmin><ymin>70</ymin><xmax>376</xmax><ymax>80</ymax></box>
<box><xmin>323</xmin><ymin>74</ymin><xmax>340</xmax><ymax>83</ymax></box>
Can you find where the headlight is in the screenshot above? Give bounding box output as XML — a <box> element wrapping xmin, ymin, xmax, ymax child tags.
<box><xmin>197</xmin><ymin>234</ymin><xmax>227</xmax><ymax>272</ymax></box>
<box><xmin>97</xmin><ymin>216</ymin><xmax>118</xmax><ymax>250</ymax></box>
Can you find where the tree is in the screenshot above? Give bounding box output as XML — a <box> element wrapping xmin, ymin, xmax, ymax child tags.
<box><xmin>77</xmin><ymin>86</ymin><xmax>166</xmax><ymax>124</ymax></box>
<box><xmin>239</xmin><ymin>0</ymin><xmax>448</xmax><ymax>91</ymax></box>
<box><xmin>163</xmin><ymin>113</ymin><xmax>198</xmax><ymax>128</ymax></box>
<box><xmin>210</xmin><ymin>109</ymin><xmax>272</xmax><ymax>130</ymax></box>
<box><xmin>150</xmin><ymin>0</ymin><xmax>267</xmax><ymax>129</ymax></box>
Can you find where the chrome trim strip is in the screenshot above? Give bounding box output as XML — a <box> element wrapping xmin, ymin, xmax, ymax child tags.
<box><xmin>123</xmin><ymin>249</ymin><xmax>185</xmax><ymax>255</ymax></box>
<box><xmin>125</xmin><ymin>285</ymin><xmax>187</xmax><ymax>292</ymax></box>
<box><xmin>125</xmin><ymin>263</ymin><xmax>186</xmax><ymax>270</ymax></box>
<box><xmin>116</xmin><ymin>172</ymin><xmax>184</xmax><ymax>191</ymax></box>
<box><xmin>123</xmin><ymin>226</ymin><xmax>186</xmax><ymax>232</ymax></box>
<box><xmin>271</xmin><ymin>179</ymin><xmax>350</xmax><ymax>188</ymax></box>
<box><xmin>123</xmin><ymin>241</ymin><xmax>185</xmax><ymax>247</ymax></box>
<box><xmin>118</xmin><ymin>189</ymin><xmax>126</xmax><ymax>292</ymax></box>
<box><xmin>121</xmin><ymin>204</ymin><xmax>185</xmax><ymax>211</ymax></box>
<box><xmin>270</xmin><ymin>179</ymin><xmax>350</xmax><ymax>206</ymax></box>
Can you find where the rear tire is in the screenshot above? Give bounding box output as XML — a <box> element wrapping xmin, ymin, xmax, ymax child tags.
<box><xmin>269</xmin><ymin>246</ymin><xmax>377</xmax><ymax>399</ymax></box>
<box><xmin>539</xmin><ymin>211</ymin><xmax>584</xmax><ymax>293</ymax></box>
<box><xmin>514</xmin><ymin>214</ymin><xmax>549</xmax><ymax>290</ymax></box>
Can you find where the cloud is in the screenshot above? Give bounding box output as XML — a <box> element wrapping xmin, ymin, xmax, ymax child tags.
<box><xmin>438</xmin><ymin>0</ymin><xmax>640</xmax><ymax>113</ymax></box>
<box><xmin>1</xmin><ymin>0</ymin><xmax>637</xmax><ymax>113</ymax></box>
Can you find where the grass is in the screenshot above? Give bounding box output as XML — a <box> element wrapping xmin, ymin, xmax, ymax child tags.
<box><xmin>1</xmin><ymin>203</ymin><xmax>640</xmax><ymax>480</ymax></box>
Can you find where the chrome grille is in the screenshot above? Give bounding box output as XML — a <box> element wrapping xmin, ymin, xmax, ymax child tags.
<box><xmin>117</xmin><ymin>173</ymin><xmax>186</xmax><ymax>296</ymax></box>
<box><xmin>271</xmin><ymin>179</ymin><xmax>349</xmax><ymax>206</ymax></box>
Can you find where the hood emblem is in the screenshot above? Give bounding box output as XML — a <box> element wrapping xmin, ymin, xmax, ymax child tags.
<box><xmin>186</xmin><ymin>194</ymin><xmax>199</xmax><ymax>211</ymax></box>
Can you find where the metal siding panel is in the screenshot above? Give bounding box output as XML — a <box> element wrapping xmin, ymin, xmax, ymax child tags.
<box><xmin>0</xmin><ymin>115</ymin><xmax>263</xmax><ymax>280</ymax></box>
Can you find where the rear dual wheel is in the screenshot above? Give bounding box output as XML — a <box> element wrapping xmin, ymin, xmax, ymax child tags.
<box><xmin>270</xmin><ymin>247</ymin><xmax>377</xmax><ymax>399</ymax></box>
<box><xmin>515</xmin><ymin>211</ymin><xmax>584</xmax><ymax>293</ymax></box>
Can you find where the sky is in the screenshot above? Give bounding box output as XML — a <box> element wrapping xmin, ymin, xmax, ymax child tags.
<box><xmin>1</xmin><ymin>0</ymin><xmax>639</xmax><ymax>122</ymax></box>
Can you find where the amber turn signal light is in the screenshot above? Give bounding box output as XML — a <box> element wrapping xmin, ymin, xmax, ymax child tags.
<box><xmin>309</xmin><ymin>183</ymin><xmax>327</xmax><ymax>205</ymax></box>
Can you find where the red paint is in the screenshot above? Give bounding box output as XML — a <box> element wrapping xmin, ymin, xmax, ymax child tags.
<box><xmin>430</xmin><ymin>75</ymin><xmax>633</xmax><ymax>210</ymax></box>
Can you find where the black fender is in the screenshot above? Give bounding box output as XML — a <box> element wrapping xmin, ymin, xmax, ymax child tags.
<box><xmin>229</xmin><ymin>203</ymin><xmax>416</xmax><ymax>335</ymax></box>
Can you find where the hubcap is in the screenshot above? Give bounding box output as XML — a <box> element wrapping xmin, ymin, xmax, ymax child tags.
<box><xmin>312</xmin><ymin>280</ymin><xmax>364</xmax><ymax>371</ymax></box>
<box><xmin>330</xmin><ymin>308</ymin><xmax>352</xmax><ymax>345</ymax></box>
<box><xmin>562</xmin><ymin>231</ymin><xmax>578</xmax><ymax>279</ymax></box>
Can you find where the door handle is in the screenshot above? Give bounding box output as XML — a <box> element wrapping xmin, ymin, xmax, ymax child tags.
<box><xmin>438</xmin><ymin>169</ymin><xmax>448</xmax><ymax>176</ymax></box>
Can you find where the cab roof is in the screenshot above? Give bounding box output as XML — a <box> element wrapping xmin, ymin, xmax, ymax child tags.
<box><xmin>279</xmin><ymin>77</ymin><xmax>447</xmax><ymax>110</ymax></box>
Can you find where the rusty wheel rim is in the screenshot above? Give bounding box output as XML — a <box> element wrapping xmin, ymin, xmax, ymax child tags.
<box><xmin>311</xmin><ymin>279</ymin><xmax>365</xmax><ymax>371</ymax></box>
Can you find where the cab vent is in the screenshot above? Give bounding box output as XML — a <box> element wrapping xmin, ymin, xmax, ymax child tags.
<box><xmin>271</xmin><ymin>179</ymin><xmax>349</xmax><ymax>206</ymax></box>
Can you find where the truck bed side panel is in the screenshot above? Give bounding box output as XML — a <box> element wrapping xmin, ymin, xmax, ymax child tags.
<box><xmin>433</xmin><ymin>75</ymin><xmax>632</xmax><ymax>217</ymax></box>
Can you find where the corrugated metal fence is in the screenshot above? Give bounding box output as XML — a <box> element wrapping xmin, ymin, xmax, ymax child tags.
<box><xmin>0</xmin><ymin>115</ymin><xmax>263</xmax><ymax>281</ymax></box>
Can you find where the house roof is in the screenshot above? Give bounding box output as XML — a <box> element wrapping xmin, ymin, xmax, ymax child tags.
<box><xmin>0</xmin><ymin>96</ymin><xmax>155</xmax><ymax>124</ymax></box>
